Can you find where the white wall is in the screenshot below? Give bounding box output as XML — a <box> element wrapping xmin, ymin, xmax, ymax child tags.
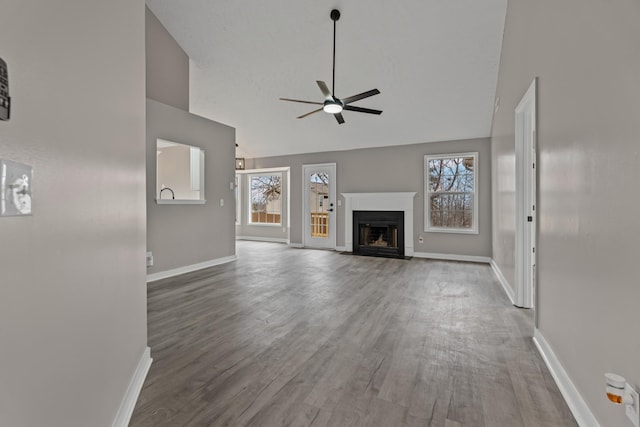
<box><xmin>0</xmin><ymin>1</ymin><xmax>147</xmax><ymax>426</ymax></box>
<box><xmin>491</xmin><ymin>0</ymin><xmax>640</xmax><ymax>425</ymax></box>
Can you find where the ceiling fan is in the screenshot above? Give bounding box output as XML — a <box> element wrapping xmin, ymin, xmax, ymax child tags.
<box><xmin>279</xmin><ymin>9</ymin><xmax>382</xmax><ymax>125</ymax></box>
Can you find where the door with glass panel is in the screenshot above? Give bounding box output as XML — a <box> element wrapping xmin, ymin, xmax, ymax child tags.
<box><xmin>303</xmin><ymin>163</ymin><xmax>336</xmax><ymax>249</ymax></box>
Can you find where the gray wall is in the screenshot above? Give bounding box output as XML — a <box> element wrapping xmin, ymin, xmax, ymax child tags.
<box><xmin>491</xmin><ymin>0</ymin><xmax>640</xmax><ymax>425</ymax></box>
<box><xmin>0</xmin><ymin>1</ymin><xmax>147</xmax><ymax>426</ymax></box>
<box><xmin>146</xmin><ymin>6</ymin><xmax>189</xmax><ymax>111</ymax></box>
<box><xmin>249</xmin><ymin>138</ymin><xmax>491</xmax><ymax>258</ymax></box>
<box><xmin>147</xmin><ymin>99</ymin><xmax>236</xmax><ymax>275</ymax></box>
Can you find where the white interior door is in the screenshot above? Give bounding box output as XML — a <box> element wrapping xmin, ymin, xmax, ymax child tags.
<box><xmin>515</xmin><ymin>79</ymin><xmax>537</xmax><ymax>309</ymax></box>
<box><xmin>303</xmin><ymin>163</ymin><xmax>336</xmax><ymax>249</ymax></box>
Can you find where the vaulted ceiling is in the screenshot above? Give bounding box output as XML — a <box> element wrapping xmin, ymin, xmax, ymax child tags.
<box><xmin>146</xmin><ymin>0</ymin><xmax>507</xmax><ymax>158</ymax></box>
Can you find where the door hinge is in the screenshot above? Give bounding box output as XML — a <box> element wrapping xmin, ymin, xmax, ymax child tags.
<box><xmin>533</xmin><ymin>247</ymin><xmax>536</xmax><ymax>253</ymax></box>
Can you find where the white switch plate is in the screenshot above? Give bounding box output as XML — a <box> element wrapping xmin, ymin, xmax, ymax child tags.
<box><xmin>146</xmin><ymin>251</ymin><xmax>153</xmax><ymax>267</ymax></box>
<box><xmin>1</xmin><ymin>159</ymin><xmax>33</xmax><ymax>216</ymax></box>
<box><xmin>627</xmin><ymin>383</ymin><xmax>639</xmax><ymax>427</ymax></box>
<box><xmin>220</xmin><ymin>198</ymin><xmax>224</xmax><ymax>207</ymax></box>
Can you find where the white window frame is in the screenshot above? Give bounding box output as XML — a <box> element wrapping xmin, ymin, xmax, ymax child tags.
<box><xmin>235</xmin><ymin>174</ymin><xmax>241</xmax><ymax>225</ymax></box>
<box><xmin>248</xmin><ymin>172</ymin><xmax>283</xmax><ymax>227</ymax></box>
<box><xmin>424</xmin><ymin>152</ymin><xmax>478</xmax><ymax>234</ymax></box>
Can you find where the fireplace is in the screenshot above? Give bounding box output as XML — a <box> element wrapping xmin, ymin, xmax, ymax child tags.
<box><xmin>342</xmin><ymin>192</ymin><xmax>416</xmax><ymax>256</ymax></box>
<box><xmin>353</xmin><ymin>211</ymin><xmax>404</xmax><ymax>258</ymax></box>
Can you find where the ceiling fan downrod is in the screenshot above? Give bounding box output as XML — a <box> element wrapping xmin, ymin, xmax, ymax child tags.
<box><xmin>331</xmin><ymin>9</ymin><xmax>340</xmax><ymax>96</ymax></box>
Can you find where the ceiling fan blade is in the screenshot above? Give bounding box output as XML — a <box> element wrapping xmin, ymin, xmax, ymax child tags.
<box><xmin>280</xmin><ymin>98</ymin><xmax>323</xmax><ymax>105</ymax></box>
<box><xmin>342</xmin><ymin>89</ymin><xmax>381</xmax><ymax>105</ymax></box>
<box><xmin>343</xmin><ymin>105</ymin><xmax>383</xmax><ymax>115</ymax></box>
<box><xmin>334</xmin><ymin>112</ymin><xmax>345</xmax><ymax>124</ymax></box>
<box><xmin>316</xmin><ymin>81</ymin><xmax>333</xmax><ymax>99</ymax></box>
<box><xmin>297</xmin><ymin>107</ymin><xmax>324</xmax><ymax>119</ymax></box>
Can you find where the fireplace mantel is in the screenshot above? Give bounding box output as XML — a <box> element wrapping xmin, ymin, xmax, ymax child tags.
<box><xmin>342</xmin><ymin>192</ymin><xmax>416</xmax><ymax>256</ymax></box>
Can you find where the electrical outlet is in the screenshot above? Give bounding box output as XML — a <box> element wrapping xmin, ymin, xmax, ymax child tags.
<box><xmin>627</xmin><ymin>383</ymin><xmax>639</xmax><ymax>427</ymax></box>
<box><xmin>146</xmin><ymin>252</ymin><xmax>153</xmax><ymax>267</ymax></box>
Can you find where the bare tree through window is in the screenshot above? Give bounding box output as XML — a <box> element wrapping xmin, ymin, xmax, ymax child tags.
<box><xmin>250</xmin><ymin>174</ymin><xmax>282</xmax><ymax>224</ymax></box>
<box><xmin>425</xmin><ymin>153</ymin><xmax>477</xmax><ymax>231</ymax></box>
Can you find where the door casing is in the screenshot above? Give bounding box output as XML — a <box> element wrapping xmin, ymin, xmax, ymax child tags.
<box><xmin>515</xmin><ymin>78</ymin><xmax>537</xmax><ymax>310</ymax></box>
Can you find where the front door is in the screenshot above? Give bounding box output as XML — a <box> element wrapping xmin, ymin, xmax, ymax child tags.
<box><xmin>303</xmin><ymin>163</ymin><xmax>336</xmax><ymax>249</ymax></box>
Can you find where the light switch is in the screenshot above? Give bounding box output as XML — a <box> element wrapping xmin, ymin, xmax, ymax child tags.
<box><xmin>1</xmin><ymin>159</ymin><xmax>33</xmax><ymax>217</ymax></box>
<box><xmin>220</xmin><ymin>198</ymin><xmax>224</xmax><ymax>207</ymax></box>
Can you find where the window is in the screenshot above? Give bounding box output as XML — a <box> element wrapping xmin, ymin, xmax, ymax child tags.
<box><xmin>249</xmin><ymin>173</ymin><xmax>282</xmax><ymax>225</ymax></box>
<box><xmin>425</xmin><ymin>152</ymin><xmax>478</xmax><ymax>233</ymax></box>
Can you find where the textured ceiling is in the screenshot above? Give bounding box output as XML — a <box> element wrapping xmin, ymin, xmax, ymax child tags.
<box><xmin>146</xmin><ymin>0</ymin><xmax>507</xmax><ymax>158</ymax></box>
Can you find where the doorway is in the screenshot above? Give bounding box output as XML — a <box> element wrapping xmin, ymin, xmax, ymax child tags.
<box><xmin>302</xmin><ymin>163</ymin><xmax>336</xmax><ymax>249</ymax></box>
<box><xmin>515</xmin><ymin>78</ymin><xmax>537</xmax><ymax>309</ymax></box>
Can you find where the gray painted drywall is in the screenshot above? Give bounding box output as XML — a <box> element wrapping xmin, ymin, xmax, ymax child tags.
<box><xmin>248</xmin><ymin>138</ymin><xmax>492</xmax><ymax>258</ymax></box>
<box><xmin>146</xmin><ymin>6</ymin><xmax>189</xmax><ymax>111</ymax></box>
<box><xmin>491</xmin><ymin>0</ymin><xmax>640</xmax><ymax>425</ymax></box>
<box><xmin>0</xmin><ymin>1</ymin><xmax>147</xmax><ymax>426</ymax></box>
<box><xmin>147</xmin><ymin>99</ymin><xmax>236</xmax><ymax>275</ymax></box>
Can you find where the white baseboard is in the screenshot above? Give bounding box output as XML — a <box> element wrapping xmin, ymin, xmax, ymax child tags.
<box><xmin>112</xmin><ymin>346</ymin><xmax>152</xmax><ymax>427</ymax></box>
<box><xmin>335</xmin><ymin>246</ymin><xmax>347</xmax><ymax>252</ymax></box>
<box><xmin>490</xmin><ymin>259</ymin><xmax>516</xmax><ymax>305</ymax></box>
<box><xmin>236</xmin><ymin>236</ymin><xmax>289</xmax><ymax>244</ymax></box>
<box><xmin>288</xmin><ymin>242</ymin><xmax>304</xmax><ymax>248</ymax></box>
<box><xmin>533</xmin><ymin>329</ymin><xmax>600</xmax><ymax>427</ymax></box>
<box><xmin>147</xmin><ymin>255</ymin><xmax>237</xmax><ymax>283</ymax></box>
<box><xmin>413</xmin><ymin>251</ymin><xmax>491</xmax><ymax>264</ymax></box>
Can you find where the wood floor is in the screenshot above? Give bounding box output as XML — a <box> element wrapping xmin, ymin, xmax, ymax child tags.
<box><xmin>130</xmin><ymin>241</ymin><xmax>577</xmax><ymax>427</ymax></box>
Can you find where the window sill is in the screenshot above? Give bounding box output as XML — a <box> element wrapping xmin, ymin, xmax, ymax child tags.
<box><xmin>247</xmin><ymin>223</ymin><xmax>282</xmax><ymax>227</ymax></box>
<box><xmin>156</xmin><ymin>199</ymin><xmax>206</xmax><ymax>205</ymax></box>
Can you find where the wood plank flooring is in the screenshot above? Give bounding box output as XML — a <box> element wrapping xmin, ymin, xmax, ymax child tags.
<box><xmin>130</xmin><ymin>241</ymin><xmax>577</xmax><ymax>427</ymax></box>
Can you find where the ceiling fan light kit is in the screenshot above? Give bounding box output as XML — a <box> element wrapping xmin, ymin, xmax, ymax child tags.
<box><xmin>280</xmin><ymin>9</ymin><xmax>382</xmax><ymax>124</ymax></box>
<box><xmin>323</xmin><ymin>100</ymin><xmax>343</xmax><ymax>114</ymax></box>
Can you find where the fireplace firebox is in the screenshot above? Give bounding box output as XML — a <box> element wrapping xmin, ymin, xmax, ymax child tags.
<box><xmin>353</xmin><ymin>211</ymin><xmax>404</xmax><ymax>258</ymax></box>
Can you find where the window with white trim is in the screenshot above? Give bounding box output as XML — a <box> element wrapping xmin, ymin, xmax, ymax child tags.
<box><xmin>424</xmin><ymin>152</ymin><xmax>478</xmax><ymax>233</ymax></box>
<box><xmin>249</xmin><ymin>173</ymin><xmax>282</xmax><ymax>225</ymax></box>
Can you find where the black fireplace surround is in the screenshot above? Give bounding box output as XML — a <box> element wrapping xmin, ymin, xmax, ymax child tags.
<box><xmin>353</xmin><ymin>210</ymin><xmax>404</xmax><ymax>258</ymax></box>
